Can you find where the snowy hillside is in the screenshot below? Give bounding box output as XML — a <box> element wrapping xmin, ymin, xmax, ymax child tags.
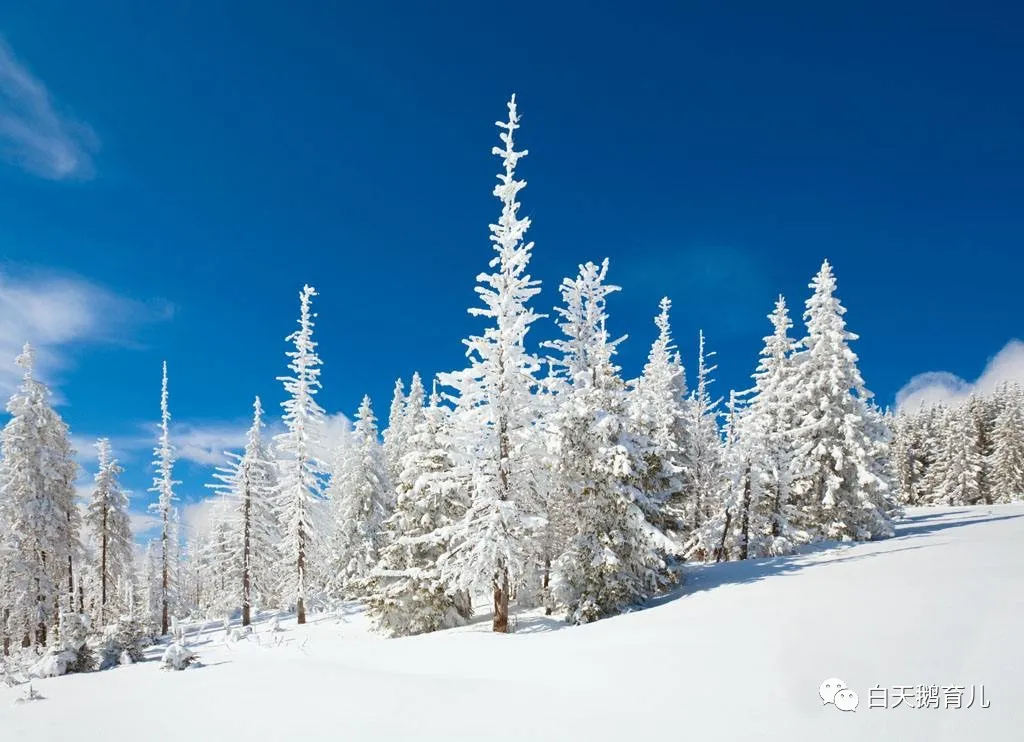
<box><xmin>3</xmin><ymin>504</ymin><xmax>1021</xmax><ymax>742</ymax></box>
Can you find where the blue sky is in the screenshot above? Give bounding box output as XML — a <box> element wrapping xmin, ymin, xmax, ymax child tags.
<box><xmin>0</xmin><ymin>1</ymin><xmax>1021</xmax><ymax>539</ymax></box>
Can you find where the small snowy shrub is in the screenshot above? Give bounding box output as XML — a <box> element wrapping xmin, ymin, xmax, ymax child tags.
<box><xmin>160</xmin><ymin>642</ymin><xmax>197</xmax><ymax>671</ymax></box>
<box><xmin>32</xmin><ymin>613</ymin><xmax>95</xmax><ymax>677</ymax></box>
<box><xmin>29</xmin><ymin>650</ymin><xmax>78</xmax><ymax>678</ymax></box>
<box><xmin>95</xmin><ymin>614</ymin><xmax>150</xmax><ymax>669</ymax></box>
<box><xmin>14</xmin><ymin>684</ymin><xmax>45</xmax><ymax>704</ymax></box>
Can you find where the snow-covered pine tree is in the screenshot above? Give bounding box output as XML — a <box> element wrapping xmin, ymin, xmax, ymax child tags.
<box><xmin>696</xmin><ymin>390</ymin><xmax>751</xmax><ymax>562</ymax></box>
<box><xmin>383</xmin><ymin>378</ymin><xmax>407</xmax><ymax>486</ymax></box>
<box><xmin>275</xmin><ymin>285</ymin><xmax>329</xmax><ymax>625</ymax></box>
<box><xmin>936</xmin><ymin>403</ymin><xmax>986</xmax><ymax>506</ymax></box>
<box><xmin>140</xmin><ymin>541</ymin><xmax>161</xmax><ymax>633</ymax></box>
<box><xmin>545</xmin><ymin>260</ymin><xmax>676</xmax><ymax>624</ymax></box>
<box><xmin>991</xmin><ymin>382</ymin><xmax>1024</xmax><ymax>502</ymax></box>
<box><xmin>325</xmin><ymin>395</ymin><xmax>390</xmax><ymax>598</ymax></box>
<box><xmin>48</xmin><ymin>391</ymin><xmax>80</xmax><ymax>621</ymax></box>
<box><xmin>364</xmin><ymin>381</ymin><xmax>472</xmax><ymax>636</ymax></box>
<box><xmin>889</xmin><ymin>408</ymin><xmax>927</xmax><ymax>506</ymax></box>
<box><xmin>682</xmin><ymin>331</ymin><xmax>725</xmax><ymax>558</ymax></box>
<box><xmin>198</xmin><ymin>499</ymin><xmax>237</xmax><ymax>617</ymax></box>
<box><xmin>0</xmin><ymin>344</ymin><xmax>79</xmax><ymax>648</ymax></box>
<box><xmin>787</xmin><ymin>260</ymin><xmax>893</xmax><ymax>541</ymax></box>
<box><xmin>866</xmin><ymin>402</ymin><xmax>902</xmax><ymax>521</ymax></box>
<box><xmin>401</xmin><ymin>373</ymin><xmax>426</xmax><ymax>500</ymax></box>
<box><xmin>84</xmin><ymin>438</ymin><xmax>133</xmax><ymax>627</ymax></box>
<box><xmin>148</xmin><ymin>362</ymin><xmax>180</xmax><ymax>635</ymax></box>
<box><xmin>967</xmin><ymin>394</ymin><xmax>997</xmax><ymax>505</ymax></box>
<box><xmin>438</xmin><ymin>95</ymin><xmax>545</xmax><ymax>633</ymax></box>
<box><xmin>915</xmin><ymin>404</ymin><xmax>950</xmax><ymax>506</ymax></box>
<box><xmin>743</xmin><ymin>296</ymin><xmax>804</xmax><ymax>553</ymax></box>
<box><xmin>701</xmin><ymin>297</ymin><xmax>807</xmax><ymax>562</ymax></box>
<box><xmin>207</xmin><ymin>397</ymin><xmax>280</xmax><ymax>625</ymax></box>
<box><xmin>528</xmin><ymin>361</ymin><xmax>566</xmax><ymax>613</ymax></box>
<box><xmin>628</xmin><ymin>298</ymin><xmax>688</xmax><ymax>542</ymax></box>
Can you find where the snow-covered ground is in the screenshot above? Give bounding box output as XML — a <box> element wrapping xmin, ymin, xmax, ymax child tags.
<box><xmin>3</xmin><ymin>504</ymin><xmax>1022</xmax><ymax>741</ymax></box>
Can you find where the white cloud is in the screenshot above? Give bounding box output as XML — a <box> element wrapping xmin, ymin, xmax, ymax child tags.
<box><xmin>896</xmin><ymin>340</ymin><xmax>1024</xmax><ymax>411</ymax></box>
<box><xmin>171</xmin><ymin>422</ymin><xmax>249</xmax><ymax>466</ymax></box>
<box><xmin>0</xmin><ymin>37</ymin><xmax>98</xmax><ymax>180</ymax></box>
<box><xmin>160</xmin><ymin>411</ymin><xmax>349</xmax><ymax>468</ymax></box>
<box><xmin>311</xmin><ymin>412</ymin><xmax>352</xmax><ymax>465</ymax></box>
<box><xmin>129</xmin><ymin>511</ymin><xmax>161</xmax><ymax>539</ymax></box>
<box><xmin>180</xmin><ymin>497</ymin><xmax>220</xmax><ymax>542</ymax></box>
<box><xmin>0</xmin><ymin>270</ymin><xmax>173</xmax><ymax>399</ymax></box>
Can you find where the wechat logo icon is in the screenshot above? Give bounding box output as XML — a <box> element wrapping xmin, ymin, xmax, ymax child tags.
<box><xmin>820</xmin><ymin>678</ymin><xmax>859</xmax><ymax>712</ymax></box>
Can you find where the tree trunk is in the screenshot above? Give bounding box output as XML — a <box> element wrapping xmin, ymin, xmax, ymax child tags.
<box><xmin>738</xmin><ymin>463</ymin><xmax>752</xmax><ymax>561</ymax></box>
<box><xmin>242</xmin><ymin>472</ymin><xmax>252</xmax><ymax>627</ymax></box>
<box><xmin>296</xmin><ymin>521</ymin><xmax>306</xmax><ymax>625</ymax></box>
<box><xmin>100</xmin><ymin>507</ymin><xmax>108</xmax><ymax>625</ymax></box>
<box><xmin>494</xmin><ymin>394</ymin><xmax>512</xmax><ymax>634</ymax></box>
<box><xmin>37</xmin><ymin>555</ymin><xmax>48</xmax><ymax>646</ymax></box>
<box><xmin>715</xmin><ymin>508</ymin><xmax>732</xmax><ymax>563</ymax></box>
<box><xmin>770</xmin><ymin>464</ymin><xmax>782</xmax><ymax>538</ymax></box>
<box><xmin>161</xmin><ymin>515</ymin><xmax>170</xmax><ymax>635</ymax></box>
<box><xmin>492</xmin><ymin>566</ymin><xmax>509</xmax><ymax>633</ymax></box>
<box><xmin>542</xmin><ymin>557</ymin><xmax>552</xmax><ymax>616</ymax></box>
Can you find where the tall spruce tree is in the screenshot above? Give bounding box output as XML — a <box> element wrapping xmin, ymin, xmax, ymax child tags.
<box><xmin>365</xmin><ymin>382</ymin><xmax>472</xmax><ymax>635</ymax></box>
<box><xmin>275</xmin><ymin>285</ymin><xmax>329</xmax><ymax>625</ymax></box>
<box><xmin>438</xmin><ymin>95</ymin><xmax>545</xmax><ymax>633</ymax></box>
<box><xmin>325</xmin><ymin>395</ymin><xmax>390</xmax><ymax>597</ymax></box>
<box><xmin>546</xmin><ymin>260</ymin><xmax>676</xmax><ymax>623</ymax></box>
<box><xmin>383</xmin><ymin>378</ymin><xmax>407</xmax><ymax>487</ymax></box>
<box><xmin>991</xmin><ymin>383</ymin><xmax>1024</xmax><ymax>501</ymax></box>
<box><xmin>682</xmin><ymin>331</ymin><xmax>725</xmax><ymax>557</ymax></box>
<box><xmin>84</xmin><ymin>438</ymin><xmax>133</xmax><ymax>626</ymax></box>
<box><xmin>788</xmin><ymin>261</ymin><xmax>893</xmax><ymax>541</ymax></box>
<box><xmin>208</xmin><ymin>397</ymin><xmax>281</xmax><ymax>625</ymax></box>
<box><xmin>0</xmin><ymin>345</ymin><xmax>79</xmax><ymax>648</ymax></box>
<box><xmin>148</xmin><ymin>362</ymin><xmax>179</xmax><ymax>634</ymax></box>
<box><xmin>745</xmin><ymin>296</ymin><xmax>805</xmax><ymax>553</ymax></box>
<box><xmin>936</xmin><ymin>404</ymin><xmax>986</xmax><ymax>505</ymax></box>
<box><xmin>629</xmin><ymin>298</ymin><xmax>688</xmax><ymax>541</ymax></box>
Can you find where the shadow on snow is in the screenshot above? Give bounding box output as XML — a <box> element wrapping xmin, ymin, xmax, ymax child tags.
<box><xmin>637</xmin><ymin>508</ymin><xmax>1023</xmax><ymax>613</ymax></box>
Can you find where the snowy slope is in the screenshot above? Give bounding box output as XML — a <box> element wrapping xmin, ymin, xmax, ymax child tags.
<box><xmin>3</xmin><ymin>504</ymin><xmax>1022</xmax><ymax>741</ymax></box>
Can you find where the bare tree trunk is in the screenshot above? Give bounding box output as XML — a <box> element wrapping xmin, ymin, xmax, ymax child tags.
<box><xmin>493</xmin><ymin>398</ymin><xmax>512</xmax><ymax>634</ymax></box>
<box><xmin>67</xmin><ymin>555</ymin><xmax>75</xmax><ymax>613</ymax></box>
<box><xmin>738</xmin><ymin>463</ymin><xmax>752</xmax><ymax>561</ymax></box>
<box><xmin>64</xmin><ymin>495</ymin><xmax>77</xmax><ymax>615</ymax></box>
<box><xmin>242</xmin><ymin>475</ymin><xmax>252</xmax><ymax>627</ymax></box>
<box><xmin>296</xmin><ymin>521</ymin><xmax>306</xmax><ymax>625</ymax></box>
<box><xmin>542</xmin><ymin>557</ymin><xmax>552</xmax><ymax>616</ymax></box>
<box><xmin>161</xmin><ymin>514</ymin><xmax>170</xmax><ymax>635</ymax></box>
<box><xmin>770</xmin><ymin>468</ymin><xmax>782</xmax><ymax>538</ymax></box>
<box><xmin>714</xmin><ymin>509</ymin><xmax>732</xmax><ymax>563</ymax></box>
<box><xmin>492</xmin><ymin>566</ymin><xmax>509</xmax><ymax>633</ymax></box>
<box><xmin>100</xmin><ymin>507</ymin><xmax>108</xmax><ymax>625</ymax></box>
<box><xmin>37</xmin><ymin>554</ymin><xmax>48</xmax><ymax>646</ymax></box>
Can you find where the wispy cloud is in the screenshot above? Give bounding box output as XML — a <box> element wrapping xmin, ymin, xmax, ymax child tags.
<box><xmin>896</xmin><ymin>340</ymin><xmax>1024</xmax><ymax>411</ymax></box>
<box><xmin>0</xmin><ymin>269</ymin><xmax>173</xmax><ymax>399</ymax></box>
<box><xmin>171</xmin><ymin>423</ymin><xmax>250</xmax><ymax>466</ymax></box>
<box><xmin>129</xmin><ymin>511</ymin><xmax>161</xmax><ymax>540</ymax></box>
<box><xmin>180</xmin><ymin>498</ymin><xmax>220</xmax><ymax>542</ymax></box>
<box><xmin>0</xmin><ymin>37</ymin><xmax>97</xmax><ymax>180</ymax></box>
<box><xmin>91</xmin><ymin>410</ymin><xmax>351</xmax><ymax>469</ymax></box>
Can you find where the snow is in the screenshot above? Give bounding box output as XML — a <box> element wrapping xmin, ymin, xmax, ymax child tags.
<box><xmin>3</xmin><ymin>504</ymin><xmax>1022</xmax><ymax>741</ymax></box>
